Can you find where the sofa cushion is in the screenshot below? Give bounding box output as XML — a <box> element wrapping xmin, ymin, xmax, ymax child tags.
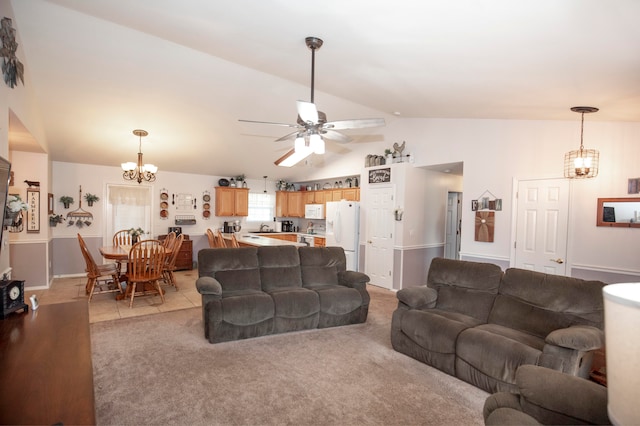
<box><xmin>198</xmin><ymin>248</ymin><xmax>262</xmax><ymax>292</ymax></box>
<box><xmin>400</xmin><ymin>309</ymin><xmax>483</xmax><ymax>354</ymax></box>
<box><xmin>257</xmin><ymin>246</ymin><xmax>303</xmax><ymax>292</ymax></box>
<box><xmin>315</xmin><ymin>286</ymin><xmax>362</xmax><ymax>316</ymax></box>
<box><xmin>269</xmin><ymin>288</ymin><xmax>319</xmax><ymax>318</ymax></box>
<box><xmin>456</xmin><ymin>324</ymin><xmax>544</xmax><ymax>392</ymax></box>
<box><xmin>221</xmin><ymin>290</ymin><xmax>274</xmax><ymax>325</ymax></box>
<box><xmin>427</xmin><ymin>257</ymin><xmax>502</xmax><ymax>322</ymax></box>
<box><xmin>488</xmin><ymin>268</ymin><xmax>606</xmax><ymax>338</ymax></box>
<box><xmin>299</xmin><ymin>246</ymin><xmax>345</xmax><ymax>288</ymax></box>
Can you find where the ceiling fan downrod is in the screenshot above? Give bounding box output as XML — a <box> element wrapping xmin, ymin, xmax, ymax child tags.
<box><xmin>305</xmin><ymin>36</ymin><xmax>323</xmax><ymax>104</ymax></box>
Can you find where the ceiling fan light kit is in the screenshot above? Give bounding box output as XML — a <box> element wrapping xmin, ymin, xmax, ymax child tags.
<box><xmin>564</xmin><ymin>106</ymin><xmax>599</xmax><ymax>179</ymax></box>
<box><xmin>239</xmin><ymin>36</ymin><xmax>385</xmax><ymax>167</ymax></box>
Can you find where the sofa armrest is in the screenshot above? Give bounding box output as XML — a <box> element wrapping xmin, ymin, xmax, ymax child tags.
<box><xmin>196</xmin><ymin>276</ymin><xmax>222</xmax><ymax>296</ymax></box>
<box><xmin>545</xmin><ymin>325</ymin><xmax>604</xmax><ymax>351</ymax></box>
<box><xmin>338</xmin><ymin>270</ymin><xmax>370</xmax><ymax>289</ymax></box>
<box><xmin>396</xmin><ymin>286</ymin><xmax>437</xmax><ymax>309</ymax></box>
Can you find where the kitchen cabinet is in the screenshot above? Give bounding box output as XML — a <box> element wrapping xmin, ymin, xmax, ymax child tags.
<box><xmin>314</xmin><ymin>237</ymin><xmax>326</xmax><ymax>247</ymax></box>
<box><xmin>215</xmin><ymin>187</ymin><xmax>249</xmax><ymax>216</ymax></box>
<box><xmin>303</xmin><ymin>191</ymin><xmax>315</xmax><ymax>205</ymax></box>
<box><xmin>158</xmin><ymin>234</ymin><xmax>193</xmax><ymax>270</ymax></box>
<box><xmin>288</xmin><ymin>192</ymin><xmax>304</xmax><ymax>217</ymax></box>
<box><xmin>275</xmin><ymin>191</ymin><xmax>304</xmax><ymax>218</ymax></box>
<box><xmin>342</xmin><ymin>188</ymin><xmax>360</xmax><ymax>201</ymax></box>
<box><xmin>259</xmin><ymin>233</ymin><xmax>298</xmax><ymax>242</ymax></box>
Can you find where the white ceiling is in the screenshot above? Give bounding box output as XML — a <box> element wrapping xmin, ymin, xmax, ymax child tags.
<box><xmin>8</xmin><ymin>0</ymin><xmax>640</xmax><ymax>181</ymax></box>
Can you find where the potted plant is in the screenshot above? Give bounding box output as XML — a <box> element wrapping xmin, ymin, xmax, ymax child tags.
<box><xmin>49</xmin><ymin>214</ymin><xmax>65</xmax><ymax>227</ymax></box>
<box><xmin>84</xmin><ymin>192</ymin><xmax>100</xmax><ymax>207</ymax></box>
<box><xmin>59</xmin><ymin>195</ymin><xmax>74</xmax><ymax>209</ymax></box>
<box><xmin>5</xmin><ymin>194</ymin><xmax>28</xmax><ymax>229</ymax></box>
<box><xmin>235</xmin><ymin>174</ymin><xmax>247</xmax><ymax>188</ymax></box>
<box><xmin>128</xmin><ymin>227</ymin><xmax>146</xmax><ymax>244</ymax></box>
<box><xmin>384</xmin><ymin>148</ymin><xmax>393</xmax><ymax>163</ymax></box>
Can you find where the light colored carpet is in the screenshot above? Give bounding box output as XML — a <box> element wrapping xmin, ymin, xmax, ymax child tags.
<box><xmin>90</xmin><ymin>285</ymin><xmax>488</xmax><ymax>425</ymax></box>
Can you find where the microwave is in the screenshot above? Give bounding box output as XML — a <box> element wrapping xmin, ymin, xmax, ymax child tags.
<box><xmin>305</xmin><ymin>204</ymin><xmax>325</xmax><ymax>219</ymax></box>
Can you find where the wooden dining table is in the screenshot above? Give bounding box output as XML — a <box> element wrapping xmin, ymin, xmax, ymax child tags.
<box><xmin>99</xmin><ymin>244</ymin><xmax>172</xmax><ymax>300</ymax></box>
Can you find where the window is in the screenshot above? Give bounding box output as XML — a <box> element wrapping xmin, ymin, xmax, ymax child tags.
<box><xmin>247</xmin><ymin>192</ymin><xmax>274</xmax><ymax>223</ymax></box>
<box><xmin>104</xmin><ymin>184</ymin><xmax>152</xmax><ymax>245</ymax></box>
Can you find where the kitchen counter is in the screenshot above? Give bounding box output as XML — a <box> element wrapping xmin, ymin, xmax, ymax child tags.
<box><xmin>225</xmin><ymin>233</ymin><xmax>306</xmax><ymax>247</ymax></box>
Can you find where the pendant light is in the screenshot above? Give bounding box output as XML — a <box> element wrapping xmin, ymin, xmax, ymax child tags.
<box><xmin>122</xmin><ymin>129</ymin><xmax>158</xmax><ymax>183</ymax></box>
<box><xmin>564</xmin><ymin>106</ymin><xmax>599</xmax><ymax>179</ymax></box>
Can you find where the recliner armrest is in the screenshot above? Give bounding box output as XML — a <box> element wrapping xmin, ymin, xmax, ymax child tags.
<box><xmin>338</xmin><ymin>270</ymin><xmax>370</xmax><ymax>289</ymax></box>
<box><xmin>545</xmin><ymin>325</ymin><xmax>604</xmax><ymax>351</ymax></box>
<box><xmin>196</xmin><ymin>276</ymin><xmax>222</xmax><ymax>296</ymax></box>
<box><xmin>396</xmin><ymin>286</ymin><xmax>437</xmax><ymax>309</ymax></box>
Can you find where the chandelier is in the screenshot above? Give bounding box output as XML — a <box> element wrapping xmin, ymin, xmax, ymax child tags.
<box><xmin>564</xmin><ymin>106</ymin><xmax>599</xmax><ymax>179</ymax></box>
<box><xmin>121</xmin><ymin>129</ymin><xmax>158</xmax><ymax>183</ymax></box>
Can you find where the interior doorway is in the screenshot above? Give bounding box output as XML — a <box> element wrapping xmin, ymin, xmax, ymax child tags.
<box><xmin>445</xmin><ymin>192</ymin><xmax>462</xmax><ymax>259</ymax></box>
<box><xmin>364</xmin><ymin>185</ymin><xmax>395</xmax><ymax>289</ymax></box>
<box><xmin>512</xmin><ymin>178</ymin><xmax>570</xmax><ymax>275</ymax></box>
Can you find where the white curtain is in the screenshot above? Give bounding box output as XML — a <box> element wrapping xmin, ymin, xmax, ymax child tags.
<box><xmin>105</xmin><ymin>185</ymin><xmax>152</xmax><ymax>245</ymax></box>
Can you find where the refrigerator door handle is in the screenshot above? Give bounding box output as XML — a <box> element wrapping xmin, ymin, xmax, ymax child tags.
<box><xmin>335</xmin><ymin>210</ymin><xmax>342</xmax><ymax>243</ymax></box>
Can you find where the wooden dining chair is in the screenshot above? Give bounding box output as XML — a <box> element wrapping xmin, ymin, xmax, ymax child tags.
<box><xmin>162</xmin><ymin>231</ymin><xmax>176</xmax><ymax>250</ymax></box>
<box><xmin>162</xmin><ymin>233</ymin><xmax>184</xmax><ymax>290</ymax></box>
<box><xmin>206</xmin><ymin>228</ymin><xmax>216</xmax><ymax>248</ymax></box>
<box><xmin>127</xmin><ymin>240</ymin><xmax>166</xmax><ymax>308</ymax></box>
<box><xmin>113</xmin><ymin>229</ymin><xmax>133</xmax><ymax>246</ymax></box>
<box><xmin>214</xmin><ymin>230</ymin><xmax>227</xmax><ymax>248</ymax></box>
<box><xmin>229</xmin><ymin>233</ymin><xmax>240</xmax><ymax>248</ymax></box>
<box><xmin>77</xmin><ymin>234</ymin><xmax>123</xmax><ymax>301</ymax></box>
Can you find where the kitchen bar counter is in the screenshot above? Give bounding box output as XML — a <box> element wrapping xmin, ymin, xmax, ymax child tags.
<box><xmin>223</xmin><ymin>233</ymin><xmax>306</xmax><ymax>247</ymax></box>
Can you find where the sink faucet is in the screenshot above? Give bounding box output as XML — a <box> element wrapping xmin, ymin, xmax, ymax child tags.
<box><xmin>260</xmin><ymin>223</ymin><xmax>270</xmax><ymax>232</ymax></box>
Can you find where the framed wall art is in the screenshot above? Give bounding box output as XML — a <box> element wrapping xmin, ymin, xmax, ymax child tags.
<box><xmin>26</xmin><ymin>189</ymin><xmax>40</xmax><ymax>233</ymax></box>
<box><xmin>48</xmin><ymin>193</ymin><xmax>54</xmax><ymax>214</ymax></box>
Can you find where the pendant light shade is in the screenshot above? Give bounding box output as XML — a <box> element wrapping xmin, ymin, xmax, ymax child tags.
<box><xmin>564</xmin><ymin>106</ymin><xmax>599</xmax><ymax>179</ymax></box>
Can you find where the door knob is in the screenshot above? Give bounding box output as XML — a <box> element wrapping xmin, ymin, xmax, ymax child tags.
<box><xmin>550</xmin><ymin>258</ymin><xmax>564</xmax><ymax>264</ymax></box>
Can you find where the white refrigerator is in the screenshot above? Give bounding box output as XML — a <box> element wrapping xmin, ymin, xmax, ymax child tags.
<box><xmin>325</xmin><ymin>200</ymin><xmax>360</xmax><ymax>271</ymax></box>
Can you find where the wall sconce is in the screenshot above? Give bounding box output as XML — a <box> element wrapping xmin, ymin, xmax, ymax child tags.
<box><xmin>394</xmin><ymin>208</ymin><xmax>403</xmax><ymax>221</ymax></box>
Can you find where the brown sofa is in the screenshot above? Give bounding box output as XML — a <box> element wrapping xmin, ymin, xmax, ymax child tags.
<box><xmin>391</xmin><ymin>257</ymin><xmax>606</xmax><ymax>393</ymax></box>
<box><xmin>196</xmin><ymin>246</ymin><xmax>370</xmax><ymax>343</ymax></box>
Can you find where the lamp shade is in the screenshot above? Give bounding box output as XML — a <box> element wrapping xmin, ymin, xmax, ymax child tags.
<box><xmin>603</xmin><ymin>283</ymin><xmax>640</xmax><ymax>425</ymax></box>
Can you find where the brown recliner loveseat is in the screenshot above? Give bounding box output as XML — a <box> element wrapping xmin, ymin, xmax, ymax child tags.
<box><xmin>196</xmin><ymin>245</ymin><xmax>370</xmax><ymax>343</ymax></box>
<box><xmin>391</xmin><ymin>257</ymin><xmax>606</xmax><ymax>394</ymax></box>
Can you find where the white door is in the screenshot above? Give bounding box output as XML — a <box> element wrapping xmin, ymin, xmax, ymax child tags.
<box><xmin>445</xmin><ymin>192</ymin><xmax>462</xmax><ymax>259</ymax></box>
<box><xmin>364</xmin><ymin>186</ymin><xmax>395</xmax><ymax>289</ymax></box>
<box><xmin>514</xmin><ymin>178</ymin><xmax>569</xmax><ymax>275</ymax></box>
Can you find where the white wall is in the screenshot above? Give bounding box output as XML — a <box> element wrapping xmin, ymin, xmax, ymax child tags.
<box><xmin>52</xmin><ymin>161</ymin><xmax>280</xmax><ymax>242</ymax></box>
<box><xmin>381</xmin><ymin>117</ymin><xmax>640</xmax><ymax>276</ymax></box>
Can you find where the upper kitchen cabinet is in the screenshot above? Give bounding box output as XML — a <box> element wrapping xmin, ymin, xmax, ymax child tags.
<box><xmin>215</xmin><ymin>187</ymin><xmax>249</xmax><ymax>216</ymax></box>
<box><xmin>276</xmin><ymin>191</ymin><xmax>304</xmax><ymax>218</ymax></box>
<box><xmin>341</xmin><ymin>188</ymin><xmax>360</xmax><ymax>201</ymax></box>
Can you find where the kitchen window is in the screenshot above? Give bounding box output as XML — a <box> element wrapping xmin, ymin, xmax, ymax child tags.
<box><xmin>247</xmin><ymin>192</ymin><xmax>274</xmax><ymax>223</ymax></box>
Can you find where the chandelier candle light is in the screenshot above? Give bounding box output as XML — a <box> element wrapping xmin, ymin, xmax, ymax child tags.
<box><xmin>564</xmin><ymin>106</ymin><xmax>599</xmax><ymax>179</ymax></box>
<box><xmin>122</xmin><ymin>129</ymin><xmax>158</xmax><ymax>183</ymax></box>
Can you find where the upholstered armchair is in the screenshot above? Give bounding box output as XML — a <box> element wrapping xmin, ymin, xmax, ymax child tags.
<box><xmin>483</xmin><ymin>365</ymin><xmax>610</xmax><ymax>425</ymax></box>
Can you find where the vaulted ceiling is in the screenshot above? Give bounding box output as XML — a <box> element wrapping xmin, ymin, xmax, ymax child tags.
<box><xmin>9</xmin><ymin>0</ymin><xmax>640</xmax><ymax>181</ymax></box>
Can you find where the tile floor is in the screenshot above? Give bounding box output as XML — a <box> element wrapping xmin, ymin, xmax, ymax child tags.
<box><xmin>29</xmin><ymin>270</ymin><xmax>201</xmax><ymax>323</ymax></box>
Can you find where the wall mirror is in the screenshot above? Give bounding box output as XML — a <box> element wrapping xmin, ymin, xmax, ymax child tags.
<box><xmin>597</xmin><ymin>197</ymin><xmax>640</xmax><ymax>228</ymax></box>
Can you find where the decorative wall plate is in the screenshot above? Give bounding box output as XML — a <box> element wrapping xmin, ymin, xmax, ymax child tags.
<box><xmin>160</xmin><ymin>192</ymin><xmax>168</xmax><ymax>200</ymax></box>
<box><xmin>203</xmin><ymin>202</ymin><xmax>210</xmax><ymax>210</ymax></box>
<box><xmin>160</xmin><ymin>209</ymin><xmax>168</xmax><ymax>218</ymax></box>
<box><xmin>203</xmin><ymin>194</ymin><xmax>211</xmax><ymax>202</ymax></box>
<box><xmin>160</xmin><ymin>201</ymin><xmax>169</xmax><ymax>209</ymax></box>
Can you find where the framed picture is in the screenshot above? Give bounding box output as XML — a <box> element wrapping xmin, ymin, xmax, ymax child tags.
<box><xmin>368</xmin><ymin>168</ymin><xmax>391</xmax><ymax>184</ymax></box>
<box><xmin>48</xmin><ymin>193</ymin><xmax>54</xmax><ymax>214</ymax></box>
<box><xmin>26</xmin><ymin>189</ymin><xmax>40</xmax><ymax>233</ymax></box>
<box><xmin>628</xmin><ymin>178</ymin><xmax>640</xmax><ymax>194</ymax></box>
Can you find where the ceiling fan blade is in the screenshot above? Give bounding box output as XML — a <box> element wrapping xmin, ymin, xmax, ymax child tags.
<box><xmin>297</xmin><ymin>101</ymin><xmax>319</xmax><ymax>124</ymax></box>
<box><xmin>238</xmin><ymin>119</ymin><xmax>300</xmax><ymax>128</ymax></box>
<box><xmin>274</xmin><ymin>131</ymin><xmax>300</xmax><ymax>142</ymax></box>
<box><xmin>324</xmin><ymin>118</ymin><xmax>386</xmax><ymax>130</ymax></box>
<box><xmin>321</xmin><ymin>129</ymin><xmax>352</xmax><ymax>143</ymax></box>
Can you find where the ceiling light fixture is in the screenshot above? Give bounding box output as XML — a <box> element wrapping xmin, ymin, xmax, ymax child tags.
<box><xmin>564</xmin><ymin>106</ymin><xmax>599</xmax><ymax>179</ymax></box>
<box><xmin>121</xmin><ymin>129</ymin><xmax>158</xmax><ymax>184</ymax></box>
<box><xmin>274</xmin><ymin>146</ymin><xmax>313</xmax><ymax>167</ymax></box>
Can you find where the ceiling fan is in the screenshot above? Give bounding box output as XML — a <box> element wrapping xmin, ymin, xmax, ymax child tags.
<box><xmin>239</xmin><ymin>36</ymin><xmax>385</xmax><ymax>167</ymax></box>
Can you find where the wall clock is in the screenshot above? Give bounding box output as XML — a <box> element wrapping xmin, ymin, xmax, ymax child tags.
<box><xmin>0</xmin><ymin>280</ymin><xmax>28</xmax><ymax>319</ymax></box>
<box><xmin>0</xmin><ymin>17</ymin><xmax>24</xmax><ymax>88</ymax></box>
